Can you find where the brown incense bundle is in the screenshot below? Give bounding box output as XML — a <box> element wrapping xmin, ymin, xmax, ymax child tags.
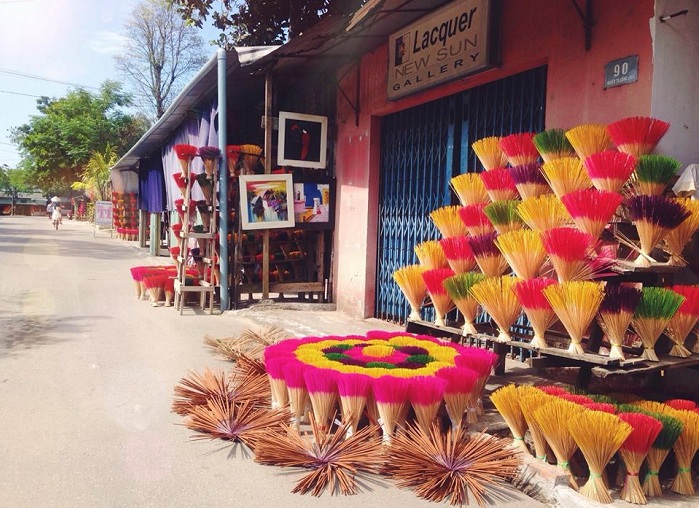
<box><xmin>393</xmin><ymin>264</ymin><xmax>427</xmax><ymax>321</ymax></box>
<box><xmin>430</xmin><ymin>205</ymin><xmax>469</xmax><ymax>238</ymax></box>
<box><xmin>517</xmin><ymin>194</ymin><xmax>571</xmax><ymax>232</ymax></box>
<box><xmin>490</xmin><ymin>384</ymin><xmax>529</xmax><ymax>452</ymax></box>
<box><xmin>469</xmin><ymin>275</ymin><xmax>521</xmax><ymax>342</ymax></box>
<box><xmin>541</xmin><ymin>157</ymin><xmax>593</xmax><ymax>199</ymax></box>
<box><xmin>414</xmin><ymin>240</ymin><xmax>448</xmax><ymax>269</ymax></box>
<box><xmin>499</xmin><ymin>132</ymin><xmax>540</xmax><ymax>166</ymax></box>
<box><xmin>663</xmin><ymin>198</ymin><xmax>699</xmax><ymax>266</ymax></box>
<box><xmin>495</xmin><ymin>229</ymin><xmax>547</xmax><ymax>280</ymax></box>
<box><xmin>472</xmin><ymin>136</ymin><xmax>508</xmax><ymax>170</ymax></box>
<box><xmin>450</xmin><ymin>173</ymin><xmax>490</xmax><ymax>206</ymax></box>
<box><xmin>565</xmin><ymin>124</ymin><xmax>613</xmax><ymax>160</ymax></box>
<box><xmin>607</xmin><ymin>116</ymin><xmax>670</xmax><ymax>157</ymax></box>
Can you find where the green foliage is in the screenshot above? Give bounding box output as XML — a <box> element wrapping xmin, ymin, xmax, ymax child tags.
<box><xmin>71</xmin><ymin>145</ymin><xmax>117</xmax><ymax>202</ymax></box>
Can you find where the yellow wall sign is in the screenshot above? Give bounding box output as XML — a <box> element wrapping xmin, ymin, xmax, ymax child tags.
<box><xmin>387</xmin><ymin>0</ymin><xmax>497</xmax><ymax>101</ymax></box>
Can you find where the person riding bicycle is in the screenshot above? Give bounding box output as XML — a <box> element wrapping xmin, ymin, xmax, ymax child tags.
<box><xmin>52</xmin><ymin>203</ymin><xmax>63</xmax><ymax>225</ymax></box>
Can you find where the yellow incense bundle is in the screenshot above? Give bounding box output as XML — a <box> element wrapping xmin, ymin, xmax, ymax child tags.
<box><xmin>494</xmin><ymin>229</ymin><xmax>547</xmax><ymax>280</ymax></box>
<box><xmin>663</xmin><ymin>198</ymin><xmax>699</xmax><ymax>266</ymax></box>
<box><xmin>469</xmin><ymin>276</ymin><xmax>521</xmax><ymax>342</ymax></box>
<box><xmin>541</xmin><ymin>157</ymin><xmax>593</xmax><ymax>199</ymax></box>
<box><xmin>451</xmin><ymin>173</ymin><xmax>490</xmax><ymax>206</ymax></box>
<box><xmin>472</xmin><ymin>136</ymin><xmax>508</xmax><ymax>170</ymax></box>
<box><xmin>393</xmin><ymin>265</ymin><xmax>427</xmax><ymax>321</ymax></box>
<box><xmin>517</xmin><ymin>386</ymin><xmax>554</xmax><ymax>461</ymax></box>
<box><xmin>565</xmin><ymin>124</ymin><xmax>613</xmax><ymax>160</ymax></box>
<box><xmin>430</xmin><ymin>206</ymin><xmax>469</xmax><ymax>238</ymax></box>
<box><xmin>517</xmin><ymin>195</ymin><xmax>571</xmax><ymax>232</ymax></box>
<box><xmin>490</xmin><ymin>384</ymin><xmax>529</xmax><ymax>452</ymax></box>
<box><xmin>669</xmin><ymin>409</ymin><xmax>699</xmax><ymax>496</ymax></box>
<box><xmin>414</xmin><ymin>240</ymin><xmax>448</xmax><ymax>269</ymax></box>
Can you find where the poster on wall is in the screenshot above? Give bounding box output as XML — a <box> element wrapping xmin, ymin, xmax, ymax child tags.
<box><xmin>387</xmin><ymin>0</ymin><xmax>498</xmax><ymax>101</ymax></box>
<box><xmin>239</xmin><ymin>174</ymin><xmax>295</xmax><ymax>230</ymax></box>
<box><xmin>292</xmin><ymin>176</ymin><xmax>335</xmax><ymax>230</ymax></box>
<box><xmin>277</xmin><ymin>111</ymin><xmax>328</xmax><ymax>169</ymax></box>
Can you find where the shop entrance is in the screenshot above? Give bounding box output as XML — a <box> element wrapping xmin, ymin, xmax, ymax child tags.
<box><xmin>375</xmin><ymin>66</ymin><xmax>547</xmax><ymax>322</ymax></box>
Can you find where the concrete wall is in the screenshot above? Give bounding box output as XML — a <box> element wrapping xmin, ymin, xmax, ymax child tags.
<box><xmin>334</xmin><ymin>0</ymin><xmax>657</xmax><ymax>318</ymax></box>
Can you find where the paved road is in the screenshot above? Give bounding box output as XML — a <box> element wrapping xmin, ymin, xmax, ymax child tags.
<box><xmin>0</xmin><ymin>216</ymin><xmax>545</xmax><ymax>508</ymax></box>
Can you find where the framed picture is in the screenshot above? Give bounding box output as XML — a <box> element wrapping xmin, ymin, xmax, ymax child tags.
<box><xmin>292</xmin><ymin>176</ymin><xmax>335</xmax><ymax>230</ymax></box>
<box><xmin>239</xmin><ymin>174</ymin><xmax>295</xmax><ymax>230</ymax></box>
<box><xmin>277</xmin><ymin>111</ymin><xmax>328</xmax><ymax>169</ymax></box>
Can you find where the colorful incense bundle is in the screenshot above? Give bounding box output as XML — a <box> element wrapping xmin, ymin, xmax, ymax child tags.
<box><xmin>508</xmin><ymin>162</ymin><xmax>551</xmax><ymax>199</ymax></box>
<box><xmin>584</xmin><ymin>402</ymin><xmax>617</xmax><ymax>414</ymax></box>
<box><xmin>666</xmin><ymin>285</ymin><xmax>699</xmax><ymax>357</ymax></box>
<box><xmin>430</xmin><ymin>205</ymin><xmax>468</xmax><ymax>238</ymax></box>
<box><xmin>422</xmin><ymin>268</ymin><xmax>456</xmax><ymax>326</ymax></box>
<box><xmin>454</xmin><ymin>349</ymin><xmax>499</xmax><ymax>420</ymax></box>
<box><xmin>669</xmin><ymin>409</ymin><xmax>699</xmax><ymax>496</ymax></box>
<box><xmin>598</xmin><ymin>283</ymin><xmax>642</xmax><ymax>360</ymax></box>
<box><xmin>468</xmin><ymin>231</ymin><xmax>510</xmax><ymax>277</ymax></box>
<box><xmin>632</xmin><ymin>154</ymin><xmax>682</xmax><ymax>195</ymax></box>
<box><xmin>372</xmin><ymin>376</ymin><xmax>411</xmax><ymax>442</ymax></box>
<box><xmin>197</xmin><ymin>145</ymin><xmax>221</xmax><ymax>175</ymax></box>
<box><xmin>450</xmin><ymin>173</ymin><xmax>490</xmax><ymax>206</ymax></box>
<box><xmin>632</xmin><ymin>286</ymin><xmax>685</xmax><ymax>362</ymax></box>
<box><xmin>174</xmin><ymin>143</ymin><xmax>197</xmax><ymax>176</ymax></box>
<box><xmin>439</xmin><ymin>237</ymin><xmax>476</xmax><ymax>274</ymax></box>
<box><xmin>238</xmin><ymin>144</ymin><xmax>263</xmax><ymax>174</ymax></box>
<box><xmin>499</xmin><ymin>132</ymin><xmax>540</xmax><ymax>166</ymax></box>
<box><xmin>489</xmin><ymin>384</ymin><xmax>529</xmax><ymax>452</ymax></box>
<box><xmin>513</xmin><ymin>277</ymin><xmax>558</xmax><ymax>348</ymax></box>
<box><xmin>532</xmin><ymin>128</ymin><xmax>576</xmax><ymax>163</ymax></box>
<box><xmin>336</xmin><ymin>373</ymin><xmax>371</xmax><ymax>436</ymax></box>
<box><xmin>565</xmin><ymin>123</ymin><xmax>613</xmax><ymax>160</ymax></box>
<box><xmin>541</xmin><ymin>157</ymin><xmax>593</xmax><ymax>199</ymax></box>
<box><xmin>637</xmin><ymin>410</ymin><xmax>684</xmax><ymax>497</ymax></box>
<box><xmin>283</xmin><ymin>361</ymin><xmax>309</xmax><ymax>431</ymax></box>
<box><xmin>303</xmin><ymin>368</ymin><xmax>338</xmax><ymax>431</ymax></box>
<box><xmin>443</xmin><ymin>272</ymin><xmax>486</xmax><ymax>335</ymax></box>
<box><xmin>663</xmin><ymin>198</ymin><xmax>699</xmax><ymax>266</ymax></box>
<box><xmin>458</xmin><ymin>203</ymin><xmax>495</xmax><ymax>236</ymax></box>
<box><xmin>264</xmin><ymin>356</ymin><xmax>290</xmax><ymax>409</ymax></box>
<box><xmin>617</xmin><ymin>412</ymin><xmax>663</xmax><ymax>504</ymax></box>
<box><xmin>472</xmin><ymin>136</ymin><xmax>508</xmax><ymax>170</ymax></box>
<box><xmin>543</xmin><ymin>281</ymin><xmax>605</xmax><ymax>354</ymax></box>
<box><xmin>517</xmin><ymin>385</ymin><xmax>554</xmax><ymax>461</ymax></box>
<box><xmin>480</xmin><ymin>167</ymin><xmax>520</xmax><ymax>201</ymax></box>
<box><xmin>469</xmin><ymin>276</ymin><xmax>521</xmax><ymax>342</ymax></box>
<box><xmin>172</xmin><ymin>173</ymin><xmax>187</xmax><ymax>195</ymax></box>
<box><xmin>483</xmin><ymin>200</ymin><xmax>524</xmax><ymax>235</ymax></box>
<box><xmin>436</xmin><ymin>366</ymin><xmax>478</xmax><ymax>429</ymax></box>
<box><xmin>607</xmin><ymin>116</ymin><xmax>670</xmax><ymax>157</ymax></box>
<box><xmin>393</xmin><ymin>265</ymin><xmax>427</xmax><ymax>321</ymax></box>
<box><xmin>665</xmin><ymin>399</ymin><xmax>697</xmax><ymax>411</ymax></box>
<box><xmin>624</xmin><ymin>194</ymin><xmax>690</xmax><ymax>266</ymax></box>
<box><xmin>584</xmin><ymin>150</ymin><xmax>637</xmax><ymax>193</ymax></box>
<box><xmin>517</xmin><ymin>194</ymin><xmax>571</xmax><ymax>232</ymax></box>
<box><xmin>560</xmin><ymin>189</ymin><xmax>623</xmax><ymax>241</ymax></box>
<box><xmin>540</xmin><ymin>226</ymin><xmax>598</xmax><ymax>282</ymax></box>
<box><xmin>414</xmin><ymin>240</ymin><xmax>448</xmax><ymax>269</ymax></box>
<box><xmin>408</xmin><ymin>375</ymin><xmax>447</xmax><ymax>434</ymax></box>
<box><xmin>495</xmin><ymin>229</ymin><xmax>547</xmax><ymax>280</ymax></box>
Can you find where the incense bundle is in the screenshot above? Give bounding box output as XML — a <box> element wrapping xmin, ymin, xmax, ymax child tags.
<box><xmin>264</xmin><ymin>356</ymin><xmax>290</xmax><ymax>409</ymax></box>
<box><xmin>393</xmin><ymin>265</ymin><xmax>427</xmax><ymax>321</ymax></box>
<box><xmin>430</xmin><ymin>205</ymin><xmax>469</xmax><ymax>238</ymax></box>
<box><xmin>414</xmin><ymin>240</ymin><xmax>448</xmax><ymax>269</ymax></box>
<box><xmin>172</xmin><ymin>173</ymin><xmax>187</xmax><ymax>196</ymax></box>
<box><xmin>565</xmin><ymin>124</ymin><xmax>613</xmax><ymax>160</ymax></box>
<box><xmin>560</xmin><ymin>189</ymin><xmax>623</xmax><ymax>241</ymax></box>
<box><xmin>617</xmin><ymin>412</ymin><xmax>663</xmax><ymax>504</ymax></box>
<box><xmin>632</xmin><ymin>286</ymin><xmax>685</xmax><ymax>362</ymax></box>
<box><xmin>422</xmin><ymin>268</ymin><xmax>456</xmax><ymax>326</ymax></box>
<box><xmin>583</xmin><ymin>402</ymin><xmax>617</xmax><ymax>414</ymax></box>
<box><xmin>436</xmin><ymin>366</ymin><xmax>478</xmax><ymax>429</ymax></box>
<box><xmin>172</xmin><ymin>368</ymin><xmax>230</xmax><ymax>415</ymax></box>
<box><xmin>468</xmin><ymin>231</ymin><xmax>510</xmax><ymax>277</ymax></box>
<box><xmin>372</xmin><ymin>376</ymin><xmax>411</xmax><ymax>442</ymax></box>
<box><xmin>197</xmin><ymin>145</ymin><xmax>221</xmax><ymax>175</ymax></box>
<box><xmin>663</xmin><ymin>198</ymin><xmax>699</xmax><ymax>266</ymax></box>
<box><xmin>499</xmin><ymin>132</ymin><xmax>540</xmax><ymax>166</ymax></box>
<box><xmin>540</xmin><ymin>226</ymin><xmax>598</xmax><ymax>282</ymax></box>
<box><xmin>480</xmin><ymin>167</ymin><xmax>520</xmax><ymax>201</ymax></box>
<box><xmin>543</xmin><ymin>281</ymin><xmax>605</xmax><ymax>354</ymax></box>
<box><xmin>408</xmin><ymin>375</ymin><xmax>447</xmax><ymax>434</ymax></box>
<box><xmin>450</xmin><ymin>173</ymin><xmax>490</xmax><ymax>206</ymax></box>
<box><xmin>566</xmin><ymin>410</ymin><xmax>632</xmax><ymax>504</ymax></box>
<box><xmin>666</xmin><ymin>285</ymin><xmax>699</xmax><ymax>357</ymax></box>
<box><xmin>490</xmin><ymin>384</ymin><xmax>529</xmax><ymax>452</ymax></box>
<box><xmin>303</xmin><ymin>368</ymin><xmax>338</xmax><ymax>431</ymax></box>
<box><xmin>517</xmin><ymin>385</ymin><xmax>554</xmax><ymax>461</ymax></box>
<box><xmin>532</xmin><ymin>399</ymin><xmax>584</xmax><ymax>488</ymax></box>
<box><xmin>174</xmin><ymin>144</ymin><xmax>197</xmax><ymax>176</ymax></box>
<box><xmin>584</xmin><ymin>150</ymin><xmax>637</xmax><ymax>193</ymax></box>
<box><xmin>638</xmin><ymin>410</ymin><xmax>684</xmax><ymax>497</ymax></box>
<box><xmin>541</xmin><ymin>157</ymin><xmax>593</xmax><ymax>199</ymax></box>
<box><xmin>665</xmin><ymin>399</ymin><xmax>697</xmax><ymax>411</ymax></box>
<box><xmin>632</xmin><ymin>155</ymin><xmax>682</xmax><ymax>196</ymax></box>
<box><xmin>283</xmin><ymin>361</ymin><xmax>309</xmax><ymax>431</ymax></box>
<box><xmin>598</xmin><ymin>284</ymin><xmax>642</xmax><ymax>360</ymax></box>
<box><xmin>483</xmin><ymin>200</ymin><xmax>524</xmax><ymax>235</ymax></box>
<box><xmin>495</xmin><ymin>229</ymin><xmax>547</xmax><ymax>280</ymax></box>
<box><xmin>533</xmin><ymin>128</ymin><xmax>576</xmax><ymax>163</ymax></box>
<box><xmin>238</xmin><ymin>144</ymin><xmax>263</xmax><ymax>174</ymax></box>
<box><xmin>607</xmin><ymin>116</ymin><xmax>670</xmax><ymax>157</ymax></box>
<box><xmin>513</xmin><ymin>277</ymin><xmax>558</xmax><ymax>348</ymax></box>
<box><xmin>559</xmin><ymin>393</ymin><xmax>595</xmax><ymax>406</ymax></box>
<box><xmin>454</xmin><ymin>349</ymin><xmax>499</xmax><ymax>420</ymax></box>
<box><xmin>469</xmin><ymin>276</ymin><xmax>521</xmax><ymax>342</ymax></box>
<box><xmin>669</xmin><ymin>409</ymin><xmax>699</xmax><ymax>495</ymax></box>
<box><xmin>458</xmin><ymin>203</ymin><xmax>495</xmax><ymax>236</ymax></box>
<box><xmin>508</xmin><ymin>162</ymin><xmax>551</xmax><ymax>199</ymax></box>
<box><xmin>625</xmin><ymin>195</ymin><xmax>690</xmax><ymax>266</ymax></box>
<box><xmin>336</xmin><ymin>373</ymin><xmax>371</xmax><ymax>435</ymax></box>
<box><xmin>517</xmin><ymin>194</ymin><xmax>571</xmax><ymax>232</ymax></box>
<box><xmin>443</xmin><ymin>272</ymin><xmax>486</xmax><ymax>335</ymax></box>
<box><xmin>472</xmin><ymin>136</ymin><xmax>508</xmax><ymax>170</ymax></box>
<box><xmin>439</xmin><ymin>237</ymin><xmax>476</xmax><ymax>274</ymax></box>
<box><xmin>536</xmin><ymin>385</ymin><xmax>569</xmax><ymax>396</ymax></box>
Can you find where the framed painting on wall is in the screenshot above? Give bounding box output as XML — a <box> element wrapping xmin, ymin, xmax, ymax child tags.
<box><xmin>291</xmin><ymin>176</ymin><xmax>335</xmax><ymax>230</ymax></box>
<box><xmin>239</xmin><ymin>174</ymin><xmax>295</xmax><ymax>230</ymax></box>
<box><xmin>277</xmin><ymin>111</ymin><xmax>328</xmax><ymax>169</ymax></box>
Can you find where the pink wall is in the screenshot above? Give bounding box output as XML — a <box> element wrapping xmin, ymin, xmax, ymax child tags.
<box><xmin>334</xmin><ymin>0</ymin><xmax>654</xmax><ymax>318</ymax></box>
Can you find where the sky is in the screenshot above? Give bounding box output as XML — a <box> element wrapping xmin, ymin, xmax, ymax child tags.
<box><xmin>0</xmin><ymin>0</ymin><xmax>221</xmax><ymax>168</ymax></box>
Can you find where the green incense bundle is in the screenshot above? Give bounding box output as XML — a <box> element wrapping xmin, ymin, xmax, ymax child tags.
<box><xmin>443</xmin><ymin>272</ymin><xmax>486</xmax><ymax>335</ymax></box>
<box><xmin>532</xmin><ymin>128</ymin><xmax>575</xmax><ymax>163</ymax></box>
<box><xmin>632</xmin><ymin>287</ymin><xmax>685</xmax><ymax>361</ymax></box>
<box><xmin>633</xmin><ymin>155</ymin><xmax>681</xmax><ymax>195</ymax></box>
<box><xmin>483</xmin><ymin>200</ymin><xmax>523</xmax><ymax>234</ymax></box>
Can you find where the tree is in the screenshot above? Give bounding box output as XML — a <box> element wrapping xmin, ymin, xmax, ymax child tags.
<box><xmin>10</xmin><ymin>81</ymin><xmax>147</xmax><ymax>196</ymax></box>
<box><xmin>70</xmin><ymin>145</ymin><xmax>116</xmax><ymax>202</ymax></box>
<box><xmin>116</xmin><ymin>0</ymin><xmax>208</xmax><ymax>120</ymax></box>
<box><xmin>168</xmin><ymin>0</ymin><xmax>363</xmax><ymax>48</ymax></box>
<box><xmin>0</xmin><ymin>165</ymin><xmax>31</xmax><ymax>215</ymax></box>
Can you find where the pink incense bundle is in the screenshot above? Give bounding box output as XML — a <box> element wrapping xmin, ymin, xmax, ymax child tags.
<box><xmin>421</xmin><ymin>268</ymin><xmax>456</xmax><ymax>326</ymax></box>
<box><xmin>129</xmin><ymin>266</ymin><xmax>150</xmax><ymax>299</ymax></box>
<box><xmin>607</xmin><ymin>116</ymin><xmax>670</xmax><ymax>157</ymax></box>
<box><xmin>454</xmin><ymin>350</ymin><xmax>498</xmax><ymax>418</ymax></box>
<box><xmin>499</xmin><ymin>132</ymin><xmax>540</xmax><ymax>166</ymax></box>
<box><xmin>584</xmin><ymin>150</ymin><xmax>636</xmax><ymax>193</ymax></box>
<box><xmin>560</xmin><ymin>188</ymin><xmax>623</xmax><ymax>241</ymax></box>
<box><xmin>264</xmin><ymin>356</ymin><xmax>290</xmax><ymax>409</ymax></box>
<box><xmin>408</xmin><ymin>375</ymin><xmax>447</xmax><ymax>434</ymax></box>
<box><xmin>540</xmin><ymin>226</ymin><xmax>606</xmax><ymax>282</ymax></box>
<box><xmin>336</xmin><ymin>373</ymin><xmax>371</xmax><ymax>435</ymax></box>
<box><xmin>282</xmin><ymin>361</ymin><xmax>309</xmax><ymax>431</ymax></box>
<box><xmin>303</xmin><ymin>368</ymin><xmax>338</xmax><ymax>431</ymax></box>
<box><xmin>480</xmin><ymin>168</ymin><xmax>520</xmax><ymax>202</ymax></box>
<box><xmin>439</xmin><ymin>237</ymin><xmax>476</xmax><ymax>274</ymax></box>
<box><xmin>468</xmin><ymin>231</ymin><xmax>510</xmax><ymax>277</ymax></box>
<box><xmin>163</xmin><ymin>276</ymin><xmax>175</xmax><ymax>307</ymax></box>
<box><xmin>372</xmin><ymin>376</ymin><xmax>411</xmax><ymax>442</ymax></box>
<box><xmin>143</xmin><ymin>273</ymin><xmax>167</xmax><ymax>306</ymax></box>
<box><xmin>458</xmin><ymin>203</ymin><xmax>495</xmax><ymax>236</ymax></box>
<box><xmin>436</xmin><ymin>367</ymin><xmax>479</xmax><ymax>429</ymax></box>
<box><xmin>472</xmin><ymin>136</ymin><xmax>508</xmax><ymax>170</ymax></box>
<box><xmin>667</xmin><ymin>285</ymin><xmax>699</xmax><ymax>357</ymax></box>
<box><xmin>513</xmin><ymin>277</ymin><xmax>558</xmax><ymax>348</ymax></box>
<box><xmin>584</xmin><ymin>402</ymin><xmax>617</xmax><ymax>414</ymax></box>
<box><xmin>508</xmin><ymin>162</ymin><xmax>551</xmax><ymax>199</ymax></box>
<box><xmin>617</xmin><ymin>412</ymin><xmax>663</xmax><ymax>505</ymax></box>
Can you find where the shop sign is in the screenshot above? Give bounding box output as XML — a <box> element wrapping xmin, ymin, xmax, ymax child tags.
<box><xmin>604</xmin><ymin>55</ymin><xmax>638</xmax><ymax>88</ymax></box>
<box><xmin>94</xmin><ymin>200</ymin><xmax>113</xmax><ymax>227</ymax></box>
<box><xmin>387</xmin><ymin>0</ymin><xmax>497</xmax><ymax>101</ymax></box>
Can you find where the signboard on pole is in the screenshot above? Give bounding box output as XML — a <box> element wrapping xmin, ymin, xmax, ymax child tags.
<box><xmin>94</xmin><ymin>201</ymin><xmax>114</xmax><ymax>239</ymax></box>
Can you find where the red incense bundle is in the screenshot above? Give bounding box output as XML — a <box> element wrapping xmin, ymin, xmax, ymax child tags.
<box><xmin>173</xmin><ymin>173</ymin><xmax>188</xmax><ymax>196</ymax></box>
<box><xmin>607</xmin><ymin>116</ymin><xmax>670</xmax><ymax>157</ymax></box>
<box><xmin>408</xmin><ymin>376</ymin><xmax>448</xmax><ymax>434</ymax></box>
<box><xmin>458</xmin><ymin>203</ymin><xmax>495</xmax><ymax>236</ymax></box>
<box><xmin>435</xmin><ymin>367</ymin><xmax>478</xmax><ymax>429</ymax></box>
<box><xmin>454</xmin><ymin>349</ymin><xmax>499</xmax><ymax>418</ymax></box>
<box><xmin>666</xmin><ymin>285</ymin><xmax>699</xmax><ymax>357</ymax></box>
<box><xmin>372</xmin><ymin>376</ymin><xmax>411</xmax><ymax>442</ymax></box>
<box><xmin>508</xmin><ymin>162</ymin><xmax>551</xmax><ymax>199</ymax></box>
<box><xmin>583</xmin><ymin>402</ymin><xmax>617</xmax><ymax>414</ymax></box>
<box><xmin>499</xmin><ymin>132</ymin><xmax>540</xmax><ymax>167</ymax></box>
<box><xmin>540</xmin><ymin>226</ymin><xmax>600</xmax><ymax>282</ymax></box>
<box><xmin>439</xmin><ymin>237</ymin><xmax>476</xmax><ymax>274</ymax></box>
<box><xmin>513</xmin><ymin>277</ymin><xmax>558</xmax><ymax>348</ymax></box>
<box><xmin>174</xmin><ymin>143</ymin><xmax>197</xmax><ymax>177</ymax></box>
<box><xmin>560</xmin><ymin>188</ymin><xmax>623</xmax><ymax>241</ymax></box>
<box><xmin>422</xmin><ymin>268</ymin><xmax>456</xmax><ymax>326</ymax></box>
<box><xmin>468</xmin><ymin>231</ymin><xmax>510</xmax><ymax>277</ymax></box>
<box><xmin>480</xmin><ymin>167</ymin><xmax>520</xmax><ymax>202</ymax></box>
<box><xmin>665</xmin><ymin>399</ymin><xmax>697</xmax><ymax>411</ymax></box>
<box><xmin>264</xmin><ymin>356</ymin><xmax>290</xmax><ymax>409</ymax></box>
<box><xmin>617</xmin><ymin>412</ymin><xmax>663</xmax><ymax>504</ymax></box>
<box><xmin>337</xmin><ymin>373</ymin><xmax>371</xmax><ymax>435</ymax></box>
<box><xmin>283</xmin><ymin>361</ymin><xmax>309</xmax><ymax>431</ymax></box>
<box><xmin>584</xmin><ymin>150</ymin><xmax>636</xmax><ymax>193</ymax></box>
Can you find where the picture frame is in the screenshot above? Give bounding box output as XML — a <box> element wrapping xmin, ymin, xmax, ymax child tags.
<box><xmin>277</xmin><ymin>111</ymin><xmax>328</xmax><ymax>169</ymax></box>
<box><xmin>291</xmin><ymin>175</ymin><xmax>335</xmax><ymax>230</ymax></box>
<box><xmin>239</xmin><ymin>174</ymin><xmax>295</xmax><ymax>230</ymax></box>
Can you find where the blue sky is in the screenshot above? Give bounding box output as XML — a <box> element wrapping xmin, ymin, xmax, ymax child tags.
<box><xmin>0</xmin><ymin>0</ymin><xmax>221</xmax><ymax>168</ymax></box>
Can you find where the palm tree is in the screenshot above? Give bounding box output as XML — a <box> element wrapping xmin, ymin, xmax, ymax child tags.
<box><xmin>71</xmin><ymin>145</ymin><xmax>117</xmax><ymax>202</ymax></box>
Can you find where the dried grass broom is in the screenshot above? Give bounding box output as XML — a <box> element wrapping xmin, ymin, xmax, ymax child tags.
<box><xmin>541</xmin><ymin>157</ymin><xmax>593</xmax><ymax>199</ymax></box>
<box><xmin>513</xmin><ymin>277</ymin><xmax>558</xmax><ymax>348</ymax></box>
<box><xmin>663</xmin><ymin>198</ymin><xmax>699</xmax><ymax>266</ymax></box>
<box><xmin>543</xmin><ymin>281</ymin><xmax>605</xmax><ymax>354</ymax></box>
<box><xmin>431</xmin><ymin>205</ymin><xmax>469</xmax><ymax>238</ymax></box>
<box><xmin>508</xmin><ymin>162</ymin><xmax>551</xmax><ymax>199</ymax></box>
<box><xmin>560</xmin><ymin>188</ymin><xmax>623</xmax><ymax>241</ymax></box>
<box><xmin>469</xmin><ymin>275</ymin><xmax>521</xmax><ymax>342</ymax></box>
<box><xmin>666</xmin><ymin>285</ymin><xmax>699</xmax><ymax>357</ymax></box>
<box><xmin>372</xmin><ymin>376</ymin><xmax>411</xmax><ymax>442</ymax></box>
<box><xmin>468</xmin><ymin>231</ymin><xmax>510</xmax><ymax>278</ymax></box>
<box><xmin>440</xmin><ymin>236</ymin><xmax>477</xmax><ymax>274</ymax></box>
<box><xmin>495</xmin><ymin>229</ymin><xmax>547</xmax><ymax>280</ymax></box>
<box><xmin>422</xmin><ymin>268</ymin><xmax>456</xmax><ymax>326</ymax></box>
<box><xmin>409</xmin><ymin>375</ymin><xmax>448</xmax><ymax>434</ymax></box>
<box><xmin>533</xmin><ymin>128</ymin><xmax>576</xmax><ymax>163</ymax></box>
<box><xmin>451</xmin><ymin>173</ymin><xmax>490</xmax><ymax>206</ymax></box>
<box><xmin>336</xmin><ymin>373</ymin><xmax>371</xmax><ymax>436</ymax></box>
<box><xmin>517</xmin><ymin>385</ymin><xmax>555</xmax><ymax>461</ymax></box>
<box><xmin>565</xmin><ymin>124</ymin><xmax>613</xmax><ymax>160</ymax></box>
<box><xmin>472</xmin><ymin>136</ymin><xmax>508</xmax><ymax>170</ymax></box>
<box><xmin>598</xmin><ymin>283</ymin><xmax>642</xmax><ymax>361</ymax></box>
<box><xmin>631</xmin><ymin>286</ymin><xmax>685</xmax><ymax>361</ymax></box>
<box><xmin>480</xmin><ymin>167</ymin><xmax>520</xmax><ymax>202</ymax></box>
<box><xmin>607</xmin><ymin>116</ymin><xmax>670</xmax><ymax>158</ymax></box>
<box><xmin>385</xmin><ymin>423</ymin><xmax>521</xmax><ymax>507</ymax></box>
<box><xmin>517</xmin><ymin>194</ymin><xmax>571</xmax><ymax>232</ymax></box>
<box><xmin>617</xmin><ymin>412</ymin><xmax>663</xmax><ymax>504</ymax></box>
<box><xmin>490</xmin><ymin>384</ymin><xmax>529</xmax><ymax>452</ymax></box>
<box><xmin>631</xmin><ymin>154</ymin><xmax>682</xmax><ymax>196</ymax></box>
<box><xmin>414</xmin><ymin>240</ymin><xmax>448</xmax><ymax>269</ymax></box>
<box><xmin>584</xmin><ymin>150</ymin><xmax>637</xmax><ymax>194</ymax></box>
<box><xmin>304</xmin><ymin>368</ymin><xmax>339</xmax><ymax>431</ymax></box>
<box><xmin>436</xmin><ymin>366</ymin><xmax>479</xmax><ymax>429</ymax></box>
<box><xmin>443</xmin><ymin>272</ymin><xmax>486</xmax><ymax>335</ymax></box>
<box><xmin>393</xmin><ymin>264</ymin><xmax>427</xmax><ymax>321</ymax></box>
<box><xmin>668</xmin><ymin>409</ymin><xmax>699</xmax><ymax>496</ymax></box>
<box><xmin>499</xmin><ymin>132</ymin><xmax>540</xmax><ymax>166</ymax></box>
<box><xmin>483</xmin><ymin>199</ymin><xmax>524</xmax><ymax>235</ymax></box>
<box><xmin>459</xmin><ymin>203</ymin><xmax>496</xmax><ymax>236</ymax></box>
